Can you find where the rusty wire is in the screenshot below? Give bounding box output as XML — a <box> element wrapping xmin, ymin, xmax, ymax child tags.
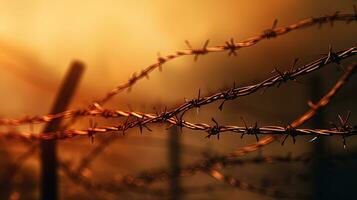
<box><xmin>208</xmin><ymin>169</ymin><xmax>307</xmax><ymax>199</ymax></box>
<box><xmin>0</xmin><ymin>11</ymin><xmax>356</xmax><ymax>127</ymax></box>
<box><xmin>96</xmin><ymin>11</ymin><xmax>357</xmax><ymax>105</ymax></box>
<box><xmin>0</xmin><ymin>46</ymin><xmax>355</xmax><ymax>141</ymax></box>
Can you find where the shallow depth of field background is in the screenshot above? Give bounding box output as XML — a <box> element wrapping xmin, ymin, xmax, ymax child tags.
<box><xmin>0</xmin><ymin>0</ymin><xmax>357</xmax><ymax>199</ymax></box>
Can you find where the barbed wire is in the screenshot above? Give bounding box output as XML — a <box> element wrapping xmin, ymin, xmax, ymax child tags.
<box><xmin>59</xmin><ymin>153</ymin><xmax>311</xmax><ymax>199</ymax></box>
<box><xmin>0</xmin><ymin>47</ymin><xmax>355</xmax><ymax>141</ymax></box>
<box><xmin>96</xmin><ymin>11</ymin><xmax>357</xmax><ymax>105</ymax></box>
<box><xmin>122</xmin><ymin>149</ymin><xmax>357</xmax><ymax>188</ymax></box>
<box><xmin>61</xmin><ymin>140</ymin><xmax>357</xmax><ymax>198</ymax></box>
<box><xmin>67</xmin><ymin>151</ymin><xmax>357</xmax><ymax>199</ymax></box>
<box><xmin>0</xmin><ymin>11</ymin><xmax>356</xmax><ymax>127</ymax></box>
<box><xmin>108</xmin><ymin>150</ymin><xmax>357</xmax><ymax>198</ymax></box>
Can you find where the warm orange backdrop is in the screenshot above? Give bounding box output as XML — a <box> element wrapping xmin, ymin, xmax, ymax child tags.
<box><xmin>0</xmin><ymin>1</ymin><xmax>356</xmax><ymax>199</ymax></box>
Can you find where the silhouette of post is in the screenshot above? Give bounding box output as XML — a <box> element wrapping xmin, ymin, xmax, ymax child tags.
<box><xmin>309</xmin><ymin>75</ymin><xmax>327</xmax><ymax>200</ymax></box>
<box><xmin>40</xmin><ymin>61</ymin><xmax>84</xmax><ymax>200</ymax></box>
<box><xmin>168</xmin><ymin>126</ymin><xmax>181</xmax><ymax>200</ymax></box>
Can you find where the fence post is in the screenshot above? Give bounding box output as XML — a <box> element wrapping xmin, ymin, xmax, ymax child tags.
<box><xmin>168</xmin><ymin>126</ymin><xmax>181</xmax><ymax>200</ymax></box>
<box><xmin>309</xmin><ymin>75</ymin><xmax>327</xmax><ymax>200</ymax></box>
<box><xmin>40</xmin><ymin>61</ymin><xmax>84</xmax><ymax>200</ymax></box>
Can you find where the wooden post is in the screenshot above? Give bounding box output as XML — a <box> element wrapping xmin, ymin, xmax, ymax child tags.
<box><xmin>168</xmin><ymin>126</ymin><xmax>181</xmax><ymax>200</ymax></box>
<box><xmin>309</xmin><ymin>75</ymin><xmax>327</xmax><ymax>200</ymax></box>
<box><xmin>40</xmin><ymin>61</ymin><xmax>84</xmax><ymax>200</ymax></box>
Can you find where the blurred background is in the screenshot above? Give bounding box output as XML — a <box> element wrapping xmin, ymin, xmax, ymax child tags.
<box><xmin>0</xmin><ymin>0</ymin><xmax>357</xmax><ymax>199</ymax></box>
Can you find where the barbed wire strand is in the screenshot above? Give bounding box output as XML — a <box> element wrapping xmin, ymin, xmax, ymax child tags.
<box><xmin>208</xmin><ymin>168</ymin><xmax>307</xmax><ymax>199</ymax></box>
<box><xmin>59</xmin><ymin>154</ymin><xmax>308</xmax><ymax>199</ymax></box>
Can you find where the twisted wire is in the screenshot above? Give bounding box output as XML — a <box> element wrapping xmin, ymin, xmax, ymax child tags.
<box><xmin>97</xmin><ymin>11</ymin><xmax>357</xmax><ymax>105</ymax></box>
<box><xmin>0</xmin><ymin>47</ymin><xmax>355</xmax><ymax>141</ymax></box>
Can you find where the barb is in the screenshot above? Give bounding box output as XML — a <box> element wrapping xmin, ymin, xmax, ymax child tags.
<box><xmin>185</xmin><ymin>40</ymin><xmax>210</xmax><ymax>61</ymax></box>
<box><xmin>206</xmin><ymin>118</ymin><xmax>221</xmax><ymax>139</ymax></box>
<box><xmin>329</xmin><ymin>111</ymin><xmax>353</xmax><ymax>148</ymax></box>
<box><xmin>262</xmin><ymin>19</ymin><xmax>278</xmax><ymax>38</ymax></box>
<box><xmin>218</xmin><ymin>82</ymin><xmax>236</xmax><ymax>111</ymax></box>
<box><xmin>240</xmin><ymin>117</ymin><xmax>260</xmax><ymax>141</ymax></box>
<box><xmin>323</xmin><ymin>44</ymin><xmax>344</xmax><ymax>70</ymax></box>
<box><xmin>0</xmin><ymin>12</ymin><xmax>356</xmax><ymax>127</ymax></box>
<box><xmin>271</xmin><ymin>58</ymin><xmax>299</xmax><ymax>87</ymax></box>
<box><xmin>225</xmin><ymin>38</ymin><xmax>238</xmax><ymax>56</ymax></box>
